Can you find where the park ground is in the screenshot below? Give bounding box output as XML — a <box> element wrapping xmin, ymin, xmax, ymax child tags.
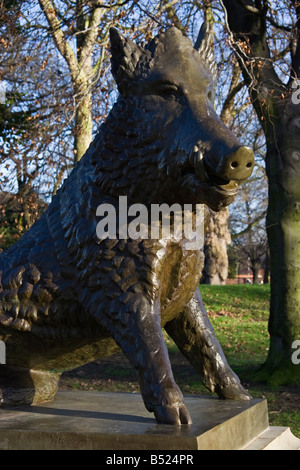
<box><xmin>59</xmin><ymin>284</ymin><xmax>300</xmax><ymax>439</ymax></box>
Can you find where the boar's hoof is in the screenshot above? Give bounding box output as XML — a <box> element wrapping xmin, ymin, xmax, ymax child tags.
<box><xmin>154</xmin><ymin>403</ymin><xmax>192</xmax><ymax>425</ymax></box>
<box><xmin>216</xmin><ymin>381</ymin><xmax>252</xmax><ymax>401</ymax></box>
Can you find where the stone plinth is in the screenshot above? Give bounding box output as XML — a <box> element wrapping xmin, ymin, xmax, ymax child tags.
<box><xmin>0</xmin><ymin>391</ymin><xmax>268</xmax><ymax>450</ymax></box>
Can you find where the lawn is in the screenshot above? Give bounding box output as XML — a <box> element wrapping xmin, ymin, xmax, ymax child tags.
<box><xmin>59</xmin><ymin>283</ymin><xmax>300</xmax><ymax>440</ymax></box>
<box><xmin>200</xmin><ymin>284</ymin><xmax>270</xmax><ymax>369</ymax></box>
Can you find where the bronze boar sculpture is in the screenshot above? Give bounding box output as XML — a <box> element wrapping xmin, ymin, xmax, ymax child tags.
<box><xmin>0</xmin><ymin>24</ymin><xmax>254</xmax><ymax>424</ymax></box>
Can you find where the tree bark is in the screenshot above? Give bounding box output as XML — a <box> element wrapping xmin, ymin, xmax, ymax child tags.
<box><xmin>223</xmin><ymin>0</ymin><xmax>300</xmax><ymax>384</ymax></box>
<box><xmin>251</xmin><ymin>264</ymin><xmax>259</xmax><ymax>284</ymax></box>
<box><xmin>73</xmin><ymin>83</ymin><xmax>93</xmax><ymax>163</ymax></box>
<box><xmin>202</xmin><ymin>208</ymin><xmax>231</xmax><ymax>284</ymax></box>
<box><xmin>38</xmin><ymin>0</ymin><xmax>104</xmax><ymax>161</ymax></box>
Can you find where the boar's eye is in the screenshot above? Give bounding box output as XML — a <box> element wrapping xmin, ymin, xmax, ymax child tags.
<box><xmin>158</xmin><ymin>83</ymin><xmax>182</xmax><ymax>101</ymax></box>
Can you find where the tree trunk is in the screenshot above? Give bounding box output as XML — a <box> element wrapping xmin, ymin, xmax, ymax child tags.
<box><xmin>201</xmin><ymin>208</ymin><xmax>231</xmax><ymax>285</ymax></box>
<box><xmin>74</xmin><ymin>88</ymin><xmax>93</xmax><ymax>163</ymax></box>
<box><xmin>38</xmin><ymin>0</ymin><xmax>103</xmax><ymax>163</ymax></box>
<box><xmin>263</xmin><ymin>247</ymin><xmax>270</xmax><ymax>284</ymax></box>
<box><xmin>251</xmin><ymin>264</ymin><xmax>259</xmax><ymax>284</ymax></box>
<box><xmin>222</xmin><ymin>0</ymin><xmax>300</xmax><ymax>384</ymax></box>
<box><xmin>261</xmin><ymin>138</ymin><xmax>300</xmax><ymax>383</ymax></box>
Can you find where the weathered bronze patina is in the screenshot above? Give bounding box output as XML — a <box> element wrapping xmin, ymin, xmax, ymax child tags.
<box><xmin>0</xmin><ymin>25</ymin><xmax>254</xmax><ymax>424</ymax></box>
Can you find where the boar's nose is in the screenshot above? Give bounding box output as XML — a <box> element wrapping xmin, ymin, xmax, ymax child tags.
<box><xmin>215</xmin><ymin>146</ymin><xmax>254</xmax><ymax>182</ymax></box>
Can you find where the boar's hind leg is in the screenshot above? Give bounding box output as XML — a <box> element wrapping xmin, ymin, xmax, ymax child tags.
<box><xmin>0</xmin><ymin>366</ymin><xmax>60</xmax><ymax>407</ymax></box>
<box><xmin>165</xmin><ymin>288</ymin><xmax>251</xmax><ymax>400</ymax></box>
<box><xmin>108</xmin><ymin>295</ymin><xmax>192</xmax><ymax>425</ymax></box>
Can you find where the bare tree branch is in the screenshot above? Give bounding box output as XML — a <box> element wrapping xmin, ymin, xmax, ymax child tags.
<box><xmin>38</xmin><ymin>0</ymin><xmax>80</xmax><ymax>82</ymax></box>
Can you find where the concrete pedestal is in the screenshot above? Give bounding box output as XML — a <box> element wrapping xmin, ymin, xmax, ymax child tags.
<box><xmin>0</xmin><ymin>390</ymin><xmax>270</xmax><ymax>450</ymax></box>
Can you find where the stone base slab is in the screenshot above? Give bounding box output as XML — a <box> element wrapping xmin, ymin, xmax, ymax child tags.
<box><xmin>0</xmin><ymin>390</ymin><xmax>271</xmax><ymax>450</ymax></box>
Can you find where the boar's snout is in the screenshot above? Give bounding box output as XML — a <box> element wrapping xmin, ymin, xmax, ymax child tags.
<box><xmin>214</xmin><ymin>146</ymin><xmax>254</xmax><ymax>182</ymax></box>
<box><xmin>203</xmin><ymin>145</ymin><xmax>254</xmax><ymax>184</ymax></box>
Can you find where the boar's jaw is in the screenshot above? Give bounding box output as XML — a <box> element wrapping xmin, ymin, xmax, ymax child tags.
<box><xmin>206</xmin><ymin>173</ymin><xmax>239</xmax><ymax>196</ymax></box>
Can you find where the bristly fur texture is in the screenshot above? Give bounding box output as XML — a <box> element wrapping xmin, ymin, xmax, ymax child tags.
<box><xmin>0</xmin><ymin>25</ymin><xmax>252</xmax><ymax>422</ymax></box>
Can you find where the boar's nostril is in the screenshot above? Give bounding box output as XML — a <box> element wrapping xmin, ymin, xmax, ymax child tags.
<box><xmin>203</xmin><ymin>146</ymin><xmax>254</xmax><ymax>182</ymax></box>
<box><xmin>224</xmin><ymin>146</ymin><xmax>254</xmax><ymax>181</ymax></box>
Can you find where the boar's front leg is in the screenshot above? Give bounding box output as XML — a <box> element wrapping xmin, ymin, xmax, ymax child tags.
<box><xmin>165</xmin><ymin>288</ymin><xmax>251</xmax><ymax>400</ymax></box>
<box><xmin>108</xmin><ymin>294</ymin><xmax>192</xmax><ymax>425</ymax></box>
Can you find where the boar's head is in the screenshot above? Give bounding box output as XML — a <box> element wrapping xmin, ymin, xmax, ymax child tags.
<box><xmin>97</xmin><ymin>24</ymin><xmax>254</xmax><ymax>212</ymax></box>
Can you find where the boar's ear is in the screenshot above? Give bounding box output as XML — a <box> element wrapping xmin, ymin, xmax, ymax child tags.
<box><xmin>194</xmin><ymin>21</ymin><xmax>210</xmax><ymax>51</ymax></box>
<box><xmin>110</xmin><ymin>28</ymin><xmax>143</xmax><ymax>94</ymax></box>
<box><xmin>194</xmin><ymin>22</ymin><xmax>217</xmax><ymax>83</ymax></box>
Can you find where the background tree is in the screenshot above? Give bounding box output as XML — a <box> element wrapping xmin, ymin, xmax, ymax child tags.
<box><xmin>0</xmin><ymin>0</ymin><xmax>47</xmax><ymax>248</ymax></box>
<box><xmin>37</xmin><ymin>0</ymin><xmax>112</xmax><ymax>163</ymax></box>
<box><xmin>222</xmin><ymin>0</ymin><xmax>300</xmax><ymax>384</ymax></box>
<box><xmin>231</xmin><ymin>204</ymin><xmax>268</xmax><ymax>284</ymax></box>
<box><xmin>202</xmin><ymin>57</ymin><xmax>248</xmax><ymax>284</ymax></box>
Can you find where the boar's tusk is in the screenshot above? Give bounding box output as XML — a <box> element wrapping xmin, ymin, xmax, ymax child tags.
<box><xmin>194</xmin><ymin>149</ymin><xmax>206</xmax><ymax>182</ymax></box>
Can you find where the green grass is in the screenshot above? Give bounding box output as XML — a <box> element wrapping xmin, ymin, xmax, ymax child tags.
<box><xmin>200</xmin><ymin>284</ymin><xmax>270</xmax><ymax>368</ymax></box>
<box><xmin>200</xmin><ymin>283</ymin><xmax>270</xmax><ymax>320</ymax></box>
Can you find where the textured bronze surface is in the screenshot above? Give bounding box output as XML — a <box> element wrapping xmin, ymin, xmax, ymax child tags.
<box><xmin>0</xmin><ymin>24</ymin><xmax>254</xmax><ymax>424</ymax></box>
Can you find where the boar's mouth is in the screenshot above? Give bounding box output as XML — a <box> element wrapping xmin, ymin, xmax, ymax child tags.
<box><xmin>181</xmin><ymin>144</ymin><xmax>238</xmax><ymax>196</ymax></box>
